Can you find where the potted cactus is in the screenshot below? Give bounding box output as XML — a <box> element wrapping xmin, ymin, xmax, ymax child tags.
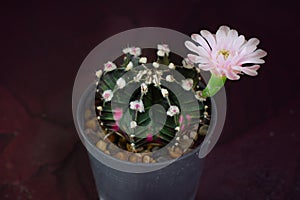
<box><xmin>74</xmin><ymin>26</ymin><xmax>266</xmax><ymax>200</ymax></box>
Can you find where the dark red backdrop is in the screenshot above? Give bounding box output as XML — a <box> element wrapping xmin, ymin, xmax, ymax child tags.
<box><xmin>0</xmin><ymin>0</ymin><xmax>299</xmax><ymax>199</ymax></box>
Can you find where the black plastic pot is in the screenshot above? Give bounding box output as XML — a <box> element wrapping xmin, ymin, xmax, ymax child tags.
<box><xmin>74</xmin><ymin>85</ymin><xmax>226</xmax><ymax>200</ymax></box>
<box><xmin>89</xmin><ymin>149</ymin><xmax>203</xmax><ymax>200</ymax></box>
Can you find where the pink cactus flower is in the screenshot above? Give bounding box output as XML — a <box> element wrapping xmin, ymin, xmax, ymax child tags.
<box><xmin>185</xmin><ymin>25</ymin><xmax>267</xmax><ymax>80</ymax></box>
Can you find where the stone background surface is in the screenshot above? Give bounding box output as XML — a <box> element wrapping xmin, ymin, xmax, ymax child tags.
<box><xmin>0</xmin><ymin>0</ymin><xmax>299</xmax><ymax>199</ymax></box>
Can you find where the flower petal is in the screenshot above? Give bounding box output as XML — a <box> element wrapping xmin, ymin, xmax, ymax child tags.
<box><xmin>198</xmin><ymin>64</ymin><xmax>214</xmax><ymax>71</ymax></box>
<box><xmin>187</xmin><ymin>54</ymin><xmax>208</xmax><ymax>63</ymax></box>
<box><xmin>225</xmin><ymin>70</ymin><xmax>240</xmax><ymax>80</ymax></box>
<box><xmin>200</xmin><ymin>30</ymin><xmax>216</xmax><ymax>49</ymax></box>
<box><xmin>219</xmin><ymin>25</ymin><xmax>230</xmax><ymax>35</ymax></box>
<box><xmin>231</xmin><ymin>65</ymin><xmax>242</xmax><ymax>71</ymax></box>
<box><xmin>245</xmin><ymin>49</ymin><xmax>267</xmax><ymax>59</ymax></box>
<box><xmin>232</xmin><ymin>35</ymin><xmax>245</xmax><ymax>50</ymax></box>
<box><xmin>234</xmin><ymin>64</ymin><xmax>260</xmax><ymax>76</ymax></box>
<box><xmin>233</xmin><ymin>65</ymin><xmax>260</xmax><ymax>76</ymax></box>
<box><xmin>243</xmin><ymin>38</ymin><xmax>260</xmax><ymax>48</ymax></box>
<box><xmin>240</xmin><ymin>58</ymin><xmax>265</xmax><ymax>64</ymax></box>
<box><xmin>238</xmin><ymin>49</ymin><xmax>267</xmax><ymax>64</ymax></box>
<box><xmin>216</xmin><ymin>26</ymin><xmax>228</xmax><ymax>44</ymax></box>
<box><xmin>227</xmin><ymin>29</ymin><xmax>238</xmax><ymax>40</ymax></box>
<box><xmin>247</xmin><ymin>64</ymin><xmax>261</xmax><ymax>71</ymax></box>
<box><xmin>211</xmin><ymin>69</ymin><xmax>223</xmax><ymax>77</ymax></box>
<box><xmin>240</xmin><ymin>67</ymin><xmax>259</xmax><ymax>76</ymax></box>
<box><xmin>185</xmin><ymin>41</ymin><xmax>210</xmax><ymax>58</ymax></box>
<box><xmin>243</xmin><ymin>45</ymin><xmax>258</xmax><ymax>55</ymax></box>
<box><xmin>191</xmin><ymin>34</ymin><xmax>211</xmax><ymax>52</ymax></box>
<box><xmin>185</xmin><ymin>41</ymin><xmax>200</xmax><ymax>54</ymax></box>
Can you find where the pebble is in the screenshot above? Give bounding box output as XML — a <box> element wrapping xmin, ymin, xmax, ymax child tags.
<box><xmin>142</xmin><ymin>155</ymin><xmax>151</xmax><ymax>163</ymax></box>
<box><xmin>96</xmin><ymin>130</ymin><xmax>105</xmax><ymax>138</ymax></box>
<box><xmin>96</xmin><ymin>140</ymin><xmax>107</xmax><ymax>151</ymax></box>
<box><xmin>182</xmin><ymin>135</ymin><xmax>189</xmax><ymax>140</ymax></box>
<box><xmin>84</xmin><ymin>129</ymin><xmax>100</xmax><ymax>144</ymax></box>
<box><xmin>107</xmin><ymin>143</ymin><xmax>120</xmax><ymax>154</ymax></box>
<box><xmin>114</xmin><ymin>152</ymin><xmax>127</xmax><ymax>161</ymax></box>
<box><xmin>199</xmin><ymin>125</ymin><xmax>208</xmax><ymax>136</ymax></box>
<box><xmin>129</xmin><ymin>155</ymin><xmax>139</xmax><ymax>163</ymax></box>
<box><xmin>85</xmin><ymin>119</ymin><xmax>97</xmax><ymax>131</ymax></box>
<box><xmin>169</xmin><ymin>147</ymin><xmax>183</xmax><ymax>158</ymax></box>
<box><xmin>157</xmin><ymin>156</ymin><xmax>170</xmax><ymax>162</ymax></box>
<box><xmin>136</xmin><ymin>153</ymin><xmax>143</xmax><ymax>158</ymax></box>
<box><xmin>189</xmin><ymin>131</ymin><xmax>198</xmax><ymax>139</ymax></box>
<box><xmin>84</xmin><ymin>109</ymin><xmax>92</xmax><ymax>119</ymax></box>
<box><xmin>152</xmin><ymin>148</ymin><xmax>169</xmax><ymax>159</ymax></box>
<box><xmin>180</xmin><ymin>138</ymin><xmax>193</xmax><ymax>150</ymax></box>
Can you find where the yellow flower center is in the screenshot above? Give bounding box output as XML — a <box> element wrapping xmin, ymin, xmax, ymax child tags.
<box><xmin>218</xmin><ymin>49</ymin><xmax>230</xmax><ymax>59</ymax></box>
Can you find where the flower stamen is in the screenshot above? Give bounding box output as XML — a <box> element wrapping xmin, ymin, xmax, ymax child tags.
<box><xmin>218</xmin><ymin>49</ymin><xmax>230</xmax><ymax>59</ymax></box>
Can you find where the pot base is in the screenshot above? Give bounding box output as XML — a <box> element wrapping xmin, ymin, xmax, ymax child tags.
<box><xmin>89</xmin><ymin>150</ymin><xmax>203</xmax><ymax>200</ymax></box>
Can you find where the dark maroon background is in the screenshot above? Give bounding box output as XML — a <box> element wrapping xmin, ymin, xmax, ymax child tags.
<box><xmin>0</xmin><ymin>0</ymin><xmax>299</xmax><ymax>199</ymax></box>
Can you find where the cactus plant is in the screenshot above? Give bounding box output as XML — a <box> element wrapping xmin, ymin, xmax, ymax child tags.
<box><xmin>94</xmin><ymin>45</ymin><xmax>210</xmax><ymax>153</ymax></box>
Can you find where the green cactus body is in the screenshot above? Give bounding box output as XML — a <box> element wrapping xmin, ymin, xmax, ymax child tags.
<box><xmin>95</xmin><ymin>46</ymin><xmax>210</xmax><ymax>153</ymax></box>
